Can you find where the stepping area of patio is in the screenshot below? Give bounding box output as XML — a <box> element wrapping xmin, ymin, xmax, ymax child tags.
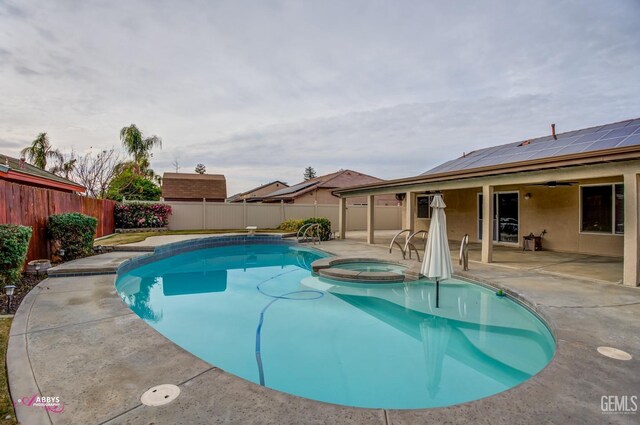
<box><xmin>7</xmin><ymin>234</ymin><xmax>639</xmax><ymax>425</ymax></box>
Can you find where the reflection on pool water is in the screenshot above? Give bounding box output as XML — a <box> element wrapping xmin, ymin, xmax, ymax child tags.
<box><xmin>115</xmin><ymin>243</ymin><xmax>555</xmax><ymax>409</ymax></box>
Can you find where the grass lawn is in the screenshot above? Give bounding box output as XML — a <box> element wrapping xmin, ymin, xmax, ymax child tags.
<box><xmin>0</xmin><ymin>318</ymin><xmax>17</xmax><ymax>425</ymax></box>
<box><xmin>96</xmin><ymin>229</ymin><xmax>290</xmax><ymax>246</ymax></box>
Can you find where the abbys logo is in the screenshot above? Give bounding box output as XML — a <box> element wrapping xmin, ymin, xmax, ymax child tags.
<box><xmin>15</xmin><ymin>394</ymin><xmax>64</xmax><ymax>414</ymax></box>
<box><xmin>601</xmin><ymin>395</ymin><xmax>638</xmax><ymax>415</ymax></box>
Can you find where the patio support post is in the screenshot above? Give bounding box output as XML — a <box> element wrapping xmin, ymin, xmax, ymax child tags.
<box><xmin>338</xmin><ymin>197</ymin><xmax>347</xmax><ymax>239</ymax></box>
<box><xmin>367</xmin><ymin>195</ymin><xmax>375</xmax><ymax>244</ymax></box>
<box><xmin>405</xmin><ymin>191</ymin><xmax>415</xmax><ymax>232</ymax></box>
<box><xmin>481</xmin><ymin>185</ymin><xmax>494</xmax><ymax>263</ymax></box>
<box><xmin>623</xmin><ymin>173</ymin><xmax>640</xmax><ymax>286</ymax></box>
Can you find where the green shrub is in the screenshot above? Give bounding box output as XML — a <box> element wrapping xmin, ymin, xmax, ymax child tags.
<box><xmin>277</xmin><ymin>219</ymin><xmax>306</xmax><ymax>232</ymax></box>
<box><xmin>48</xmin><ymin>213</ymin><xmax>98</xmax><ymax>260</ymax></box>
<box><xmin>106</xmin><ymin>169</ymin><xmax>161</xmax><ymax>202</ymax></box>
<box><xmin>0</xmin><ymin>225</ymin><xmax>32</xmax><ymax>286</ymax></box>
<box><xmin>303</xmin><ymin>217</ymin><xmax>332</xmax><ymax>241</ymax></box>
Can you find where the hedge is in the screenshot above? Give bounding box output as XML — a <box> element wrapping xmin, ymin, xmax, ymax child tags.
<box><xmin>48</xmin><ymin>213</ymin><xmax>98</xmax><ymax>260</ymax></box>
<box><xmin>277</xmin><ymin>217</ymin><xmax>332</xmax><ymax>241</ymax></box>
<box><xmin>303</xmin><ymin>217</ymin><xmax>332</xmax><ymax>241</ymax></box>
<box><xmin>114</xmin><ymin>203</ymin><xmax>172</xmax><ymax>229</ymax></box>
<box><xmin>0</xmin><ymin>225</ymin><xmax>32</xmax><ymax>286</ymax></box>
<box><xmin>277</xmin><ymin>219</ymin><xmax>306</xmax><ymax>232</ymax></box>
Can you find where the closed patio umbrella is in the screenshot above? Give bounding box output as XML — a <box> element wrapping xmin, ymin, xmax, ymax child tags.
<box><xmin>420</xmin><ymin>193</ymin><xmax>453</xmax><ymax>308</ymax></box>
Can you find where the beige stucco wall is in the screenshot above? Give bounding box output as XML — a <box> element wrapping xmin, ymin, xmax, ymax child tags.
<box><xmin>401</xmin><ymin>177</ymin><xmax>624</xmax><ymax>257</ymax></box>
<box><xmin>243</xmin><ymin>182</ymin><xmax>287</xmax><ymax>200</ymax></box>
<box><xmin>293</xmin><ymin>189</ymin><xmax>398</xmax><ymax>206</ymax></box>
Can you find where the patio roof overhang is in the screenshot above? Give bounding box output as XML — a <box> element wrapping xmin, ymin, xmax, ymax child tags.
<box><xmin>334</xmin><ymin>148</ymin><xmax>640</xmax><ymax>197</ymax></box>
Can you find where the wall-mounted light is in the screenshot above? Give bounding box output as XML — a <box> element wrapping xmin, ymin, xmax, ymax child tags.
<box><xmin>524</xmin><ymin>193</ymin><xmax>532</xmax><ymax>200</ymax></box>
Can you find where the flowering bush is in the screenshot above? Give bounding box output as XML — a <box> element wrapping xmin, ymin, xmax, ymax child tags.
<box><xmin>115</xmin><ymin>203</ymin><xmax>172</xmax><ymax>229</ymax></box>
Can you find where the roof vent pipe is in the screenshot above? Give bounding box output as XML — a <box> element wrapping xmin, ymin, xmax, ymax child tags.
<box><xmin>551</xmin><ymin>123</ymin><xmax>557</xmax><ymax>140</ymax></box>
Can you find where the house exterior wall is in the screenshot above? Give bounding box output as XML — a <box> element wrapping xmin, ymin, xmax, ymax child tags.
<box><xmin>293</xmin><ymin>189</ymin><xmax>399</xmax><ymax>206</ymax></box>
<box><xmin>402</xmin><ymin>176</ymin><xmax>624</xmax><ymax>257</ymax></box>
<box><xmin>243</xmin><ymin>182</ymin><xmax>287</xmax><ymax>201</ymax></box>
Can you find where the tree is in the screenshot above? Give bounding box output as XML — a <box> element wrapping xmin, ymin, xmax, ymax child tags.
<box><xmin>20</xmin><ymin>132</ymin><xmax>63</xmax><ymax>169</ymax></box>
<box><xmin>195</xmin><ymin>163</ymin><xmax>206</xmax><ymax>174</ymax></box>
<box><xmin>105</xmin><ymin>168</ymin><xmax>161</xmax><ymax>202</ymax></box>
<box><xmin>171</xmin><ymin>158</ymin><xmax>180</xmax><ymax>172</ymax></box>
<box><xmin>303</xmin><ymin>166</ymin><xmax>317</xmax><ymax>181</ymax></box>
<box><xmin>70</xmin><ymin>149</ymin><xmax>123</xmax><ymax>198</ymax></box>
<box><xmin>119</xmin><ymin>124</ymin><xmax>162</xmax><ymax>173</ymax></box>
<box><xmin>50</xmin><ymin>154</ymin><xmax>77</xmax><ymax>180</ymax></box>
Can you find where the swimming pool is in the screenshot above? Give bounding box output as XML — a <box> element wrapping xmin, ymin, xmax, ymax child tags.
<box><xmin>115</xmin><ymin>241</ymin><xmax>555</xmax><ymax>409</ymax></box>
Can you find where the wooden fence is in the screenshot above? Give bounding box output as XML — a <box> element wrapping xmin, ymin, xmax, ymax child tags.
<box><xmin>0</xmin><ymin>180</ymin><xmax>115</xmax><ymax>264</ymax></box>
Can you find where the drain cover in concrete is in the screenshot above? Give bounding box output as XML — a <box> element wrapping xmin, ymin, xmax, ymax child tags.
<box><xmin>141</xmin><ymin>384</ymin><xmax>181</xmax><ymax>406</ymax></box>
<box><xmin>597</xmin><ymin>346</ymin><xmax>632</xmax><ymax>360</ymax></box>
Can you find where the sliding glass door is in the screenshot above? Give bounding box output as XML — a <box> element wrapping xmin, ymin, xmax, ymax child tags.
<box><xmin>478</xmin><ymin>192</ymin><xmax>519</xmax><ymax>243</ymax></box>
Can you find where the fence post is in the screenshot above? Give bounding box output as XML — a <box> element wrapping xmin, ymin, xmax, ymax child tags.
<box><xmin>202</xmin><ymin>198</ymin><xmax>206</xmax><ymax>230</ymax></box>
<box><xmin>280</xmin><ymin>200</ymin><xmax>285</xmax><ymax>223</ymax></box>
<box><xmin>243</xmin><ymin>199</ymin><xmax>247</xmax><ymax>228</ymax></box>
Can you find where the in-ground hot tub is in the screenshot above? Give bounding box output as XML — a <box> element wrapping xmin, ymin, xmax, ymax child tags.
<box><xmin>311</xmin><ymin>257</ymin><xmax>416</xmax><ymax>283</ymax></box>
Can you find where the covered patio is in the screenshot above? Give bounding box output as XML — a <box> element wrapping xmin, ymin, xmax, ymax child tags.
<box><xmin>334</xmin><ymin>133</ymin><xmax>640</xmax><ymax>287</ymax></box>
<box><xmin>341</xmin><ymin>230</ymin><xmax>623</xmax><ymax>284</ymax></box>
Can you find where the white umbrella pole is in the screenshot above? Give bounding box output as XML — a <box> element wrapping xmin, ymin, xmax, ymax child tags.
<box><xmin>436</xmin><ymin>278</ymin><xmax>440</xmax><ymax>308</ymax></box>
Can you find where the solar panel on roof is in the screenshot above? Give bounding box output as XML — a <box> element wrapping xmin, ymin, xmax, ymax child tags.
<box><xmin>573</xmin><ymin>130</ymin><xmax>611</xmax><ymax>144</ymax></box>
<box><xmin>588</xmin><ymin>137</ymin><xmax>627</xmax><ymax>151</ymax></box>
<box><xmin>526</xmin><ymin>149</ymin><xmax>563</xmax><ymax>160</ymax></box>
<box><xmin>628</xmin><ymin>118</ymin><xmax>640</xmax><ymax>127</ymax></box>
<box><xmin>599</xmin><ymin>120</ymin><xmax>635</xmax><ymax>131</ymax></box>
<box><xmin>547</xmin><ymin>143</ymin><xmax>594</xmax><ymax>156</ymax></box>
<box><xmin>421</xmin><ymin>118</ymin><xmax>639</xmax><ymax>176</ymax></box>
<box><xmin>605</xmin><ymin>125</ymin><xmax>640</xmax><ymax>139</ymax></box>
<box><xmin>267</xmin><ymin>180</ymin><xmax>316</xmax><ymax>196</ymax></box>
<box><xmin>618</xmin><ymin>134</ymin><xmax>640</xmax><ymax>148</ymax></box>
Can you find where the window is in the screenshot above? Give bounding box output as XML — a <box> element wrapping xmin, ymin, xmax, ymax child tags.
<box><xmin>417</xmin><ymin>195</ymin><xmax>433</xmax><ymax>219</ymax></box>
<box><xmin>580</xmin><ymin>184</ymin><xmax>624</xmax><ymax>234</ymax></box>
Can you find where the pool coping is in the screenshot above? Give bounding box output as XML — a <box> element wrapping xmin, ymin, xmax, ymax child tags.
<box><xmin>7</xmin><ymin>234</ymin><xmax>640</xmax><ymax>424</ymax></box>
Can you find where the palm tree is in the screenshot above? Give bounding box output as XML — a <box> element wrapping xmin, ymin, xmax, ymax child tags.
<box><xmin>50</xmin><ymin>156</ymin><xmax>77</xmax><ymax>179</ymax></box>
<box><xmin>20</xmin><ymin>133</ymin><xmax>63</xmax><ymax>169</ymax></box>
<box><xmin>119</xmin><ymin>124</ymin><xmax>162</xmax><ymax>172</ymax></box>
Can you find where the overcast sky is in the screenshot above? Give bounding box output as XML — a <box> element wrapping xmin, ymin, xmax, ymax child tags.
<box><xmin>1</xmin><ymin>0</ymin><xmax>639</xmax><ymax>195</ymax></box>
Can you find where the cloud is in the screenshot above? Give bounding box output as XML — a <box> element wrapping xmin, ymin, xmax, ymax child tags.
<box><xmin>0</xmin><ymin>0</ymin><xmax>639</xmax><ymax>195</ymax></box>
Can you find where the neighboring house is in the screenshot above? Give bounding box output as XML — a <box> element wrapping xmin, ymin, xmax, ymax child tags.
<box><xmin>162</xmin><ymin>172</ymin><xmax>227</xmax><ymax>201</ymax></box>
<box><xmin>261</xmin><ymin>169</ymin><xmax>398</xmax><ymax>205</ymax></box>
<box><xmin>227</xmin><ymin>180</ymin><xmax>289</xmax><ymax>203</ymax></box>
<box><xmin>0</xmin><ymin>153</ymin><xmax>85</xmax><ymax>193</ymax></box>
<box><xmin>334</xmin><ymin>117</ymin><xmax>640</xmax><ymax>286</ymax></box>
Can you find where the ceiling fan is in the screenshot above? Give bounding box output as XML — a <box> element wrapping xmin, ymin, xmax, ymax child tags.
<box><xmin>527</xmin><ymin>181</ymin><xmax>577</xmax><ymax>188</ymax></box>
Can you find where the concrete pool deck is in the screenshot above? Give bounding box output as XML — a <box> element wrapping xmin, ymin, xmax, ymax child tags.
<box><xmin>8</xmin><ymin>236</ymin><xmax>640</xmax><ymax>424</ymax></box>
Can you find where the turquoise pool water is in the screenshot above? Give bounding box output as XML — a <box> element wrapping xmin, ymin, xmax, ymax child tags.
<box><xmin>333</xmin><ymin>261</ymin><xmax>407</xmax><ymax>273</ymax></box>
<box><xmin>115</xmin><ymin>243</ymin><xmax>555</xmax><ymax>409</ymax></box>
